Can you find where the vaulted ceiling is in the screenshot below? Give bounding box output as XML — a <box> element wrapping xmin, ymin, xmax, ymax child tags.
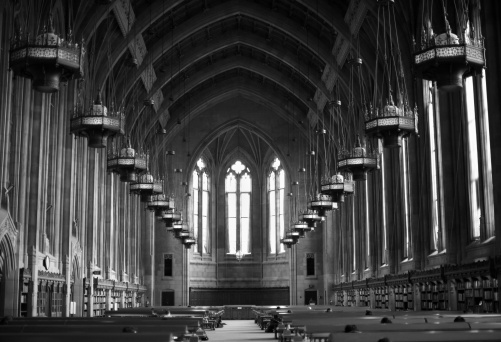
<box><xmin>17</xmin><ymin>0</ymin><xmax>419</xmax><ymax>164</ymax></box>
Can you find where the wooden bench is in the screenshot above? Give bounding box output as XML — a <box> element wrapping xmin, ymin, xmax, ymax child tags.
<box><xmin>0</xmin><ymin>333</ymin><xmax>198</xmax><ymax>342</ymax></box>
<box><xmin>327</xmin><ymin>330</ymin><xmax>501</xmax><ymax>342</ymax></box>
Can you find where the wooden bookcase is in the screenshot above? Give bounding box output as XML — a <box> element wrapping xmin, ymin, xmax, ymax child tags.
<box><xmin>93</xmin><ymin>288</ymin><xmax>107</xmax><ymax>317</ymax></box>
<box><xmin>482</xmin><ymin>278</ymin><xmax>499</xmax><ymax>313</ymax></box>
<box><xmin>420</xmin><ymin>281</ymin><xmax>448</xmax><ymax>310</ymax></box>
<box><xmin>375</xmin><ymin>287</ymin><xmax>388</xmax><ymax>309</ymax></box>
<box><xmin>335</xmin><ymin>291</ymin><xmax>344</xmax><ymax>306</ymax></box>
<box><xmin>347</xmin><ymin>289</ymin><xmax>356</xmax><ymax>307</ymax></box>
<box><xmin>395</xmin><ymin>285</ymin><xmax>413</xmax><ymax>310</ymax></box>
<box><xmin>359</xmin><ymin>288</ymin><xmax>370</xmax><ymax>307</ymax></box>
<box><xmin>19</xmin><ymin>279</ymin><xmax>30</xmax><ymax>317</ymax></box>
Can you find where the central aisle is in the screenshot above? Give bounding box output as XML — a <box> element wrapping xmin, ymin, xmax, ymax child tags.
<box><xmin>205</xmin><ymin>320</ymin><xmax>274</xmax><ymax>342</ymax></box>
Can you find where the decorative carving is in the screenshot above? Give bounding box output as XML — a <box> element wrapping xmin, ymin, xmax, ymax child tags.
<box><xmin>127</xmin><ymin>34</ymin><xmax>147</xmax><ymax>66</ymax></box>
<box><xmin>38</xmin><ymin>270</ymin><xmax>65</xmax><ymax>282</ymax></box>
<box><xmin>113</xmin><ymin>0</ymin><xmax>136</xmax><ymax>37</ymax></box>
<box><xmin>140</xmin><ymin>64</ymin><xmax>157</xmax><ymax>92</ymax></box>
<box><xmin>306</xmin><ymin>109</ymin><xmax>319</xmax><ymax>127</ymax></box>
<box><xmin>344</xmin><ymin>0</ymin><xmax>368</xmax><ymax>37</ymax></box>
<box><xmin>321</xmin><ymin>64</ymin><xmax>338</xmax><ymax>91</ymax></box>
<box><xmin>332</xmin><ymin>36</ymin><xmax>350</xmax><ymax>67</ymax></box>
<box><xmin>0</xmin><ymin>209</ymin><xmax>17</xmax><ymax>253</ymax></box>
<box><xmin>152</xmin><ymin>89</ymin><xmax>164</xmax><ymax>112</ymax></box>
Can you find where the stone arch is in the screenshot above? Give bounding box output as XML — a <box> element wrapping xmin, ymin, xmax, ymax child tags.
<box><xmin>0</xmin><ymin>208</ymin><xmax>18</xmax><ymax>316</ymax></box>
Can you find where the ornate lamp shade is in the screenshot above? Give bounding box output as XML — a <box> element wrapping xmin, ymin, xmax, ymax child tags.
<box><xmin>414</xmin><ymin>25</ymin><xmax>485</xmax><ymax>91</ymax></box>
<box><xmin>182</xmin><ymin>236</ymin><xmax>197</xmax><ymax>249</ymax></box>
<box><xmin>107</xmin><ymin>144</ymin><xmax>147</xmax><ymax>182</ymax></box>
<box><xmin>308</xmin><ymin>193</ymin><xmax>337</xmax><ymax>217</ymax></box>
<box><xmin>293</xmin><ymin>221</ymin><xmax>310</xmax><ymax>238</ymax></box>
<box><xmin>146</xmin><ymin>194</ymin><xmax>175</xmax><ymax>217</ymax></box>
<box><xmin>321</xmin><ymin>173</ymin><xmax>355</xmax><ymax>202</ymax></box>
<box><xmin>365</xmin><ymin>97</ymin><xmax>418</xmax><ymax>148</ymax></box>
<box><xmin>176</xmin><ymin>229</ymin><xmax>190</xmax><ymax>240</ymax></box>
<box><xmin>70</xmin><ymin>94</ymin><xmax>125</xmax><ymax>148</ymax></box>
<box><xmin>170</xmin><ymin>222</ymin><xmax>188</xmax><ymax>236</ymax></box>
<box><xmin>337</xmin><ymin>137</ymin><xmax>379</xmax><ymax>181</ymax></box>
<box><xmin>300</xmin><ymin>210</ymin><xmax>325</xmax><ymax>230</ymax></box>
<box><xmin>130</xmin><ymin>172</ymin><xmax>163</xmax><ymax>202</ymax></box>
<box><xmin>281</xmin><ymin>237</ymin><xmax>295</xmax><ymax>249</ymax></box>
<box><xmin>161</xmin><ymin>209</ymin><xmax>182</xmax><ymax>227</ymax></box>
<box><xmin>9</xmin><ymin>26</ymin><xmax>85</xmax><ymax>93</ymax></box>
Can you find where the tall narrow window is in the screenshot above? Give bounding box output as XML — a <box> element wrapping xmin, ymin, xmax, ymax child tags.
<box><xmin>226</xmin><ymin>161</ymin><xmax>251</xmax><ymax>255</ymax></box>
<box><xmin>306</xmin><ymin>253</ymin><xmax>315</xmax><ymax>276</ymax></box>
<box><xmin>164</xmin><ymin>254</ymin><xmax>173</xmax><ymax>277</ymax></box>
<box><xmin>268</xmin><ymin>158</ymin><xmax>285</xmax><ymax>254</ymax></box>
<box><xmin>365</xmin><ymin>181</ymin><xmax>370</xmax><ymax>268</ymax></box>
<box><xmin>381</xmin><ymin>155</ymin><xmax>388</xmax><ymax>265</ymax></box>
<box><xmin>192</xmin><ymin>158</ymin><xmax>210</xmax><ymax>254</ymax></box>
<box><xmin>402</xmin><ymin>139</ymin><xmax>411</xmax><ymax>259</ymax></box>
<box><xmin>465</xmin><ymin>77</ymin><xmax>481</xmax><ymax>240</ymax></box>
<box><xmin>428</xmin><ymin>83</ymin><xmax>444</xmax><ymax>251</ymax></box>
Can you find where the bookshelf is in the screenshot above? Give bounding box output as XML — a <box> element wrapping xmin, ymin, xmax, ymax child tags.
<box><xmin>482</xmin><ymin>278</ymin><xmax>499</xmax><ymax>313</ymax></box>
<box><xmin>420</xmin><ymin>281</ymin><xmax>448</xmax><ymax>310</ymax></box>
<box><xmin>93</xmin><ymin>288</ymin><xmax>107</xmax><ymax>317</ymax></box>
<box><xmin>37</xmin><ymin>283</ymin><xmax>48</xmax><ymax>316</ymax></box>
<box><xmin>375</xmin><ymin>287</ymin><xmax>388</xmax><ymax>309</ymax></box>
<box><xmin>125</xmin><ymin>291</ymin><xmax>134</xmax><ymax>308</ymax></box>
<box><xmin>395</xmin><ymin>285</ymin><xmax>413</xmax><ymax>310</ymax></box>
<box><xmin>346</xmin><ymin>289</ymin><xmax>356</xmax><ymax>306</ymax></box>
<box><xmin>50</xmin><ymin>284</ymin><xmax>63</xmax><ymax>317</ymax></box>
<box><xmin>19</xmin><ymin>279</ymin><xmax>30</xmax><ymax>317</ymax></box>
<box><xmin>83</xmin><ymin>281</ymin><xmax>89</xmax><ymax>316</ymax></box>
<box><xmin>111</xmin><ymin>289</ymin><xmax>122</xmax><ymax>310</ymax></box>
<box><xmin>335</xmin><ymin>291</ymin><xmax>344</xmax><ymax>306</ymax></box>
<box><xmin>359</xmin><ymin>288</ymin><xmax>370</xmax><ymax>307</ymax></box>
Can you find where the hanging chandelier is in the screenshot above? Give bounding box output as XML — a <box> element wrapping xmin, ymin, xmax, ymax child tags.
<box><xmin>292</xmin><ymin>221</ymin><xmax>311</xmax><ymax>238</ymax></box>
<box><xmin>280</xmin><ymin>236</ymin><xmax>296</xmax><ymax>249</ymax></box>
<box><xmin>107</xmin><ymin>139</ymin><xmax>147</xmax><ymax>182</ymax></box>
<box><xmin>182</xmin><ymin>236</ymin><xmax>197</xmax><ymax>249</ymax></box>
<box><xmin>321</xmin><ymin>172</ymin><xmax>354</xmax><ymax>203</ymax></box>
<box><xmin>146</xmin><ymin>193</ymin><xmax>175</xmax><ymax>218</ymax></box>
<box><xmin>160</xmin><ymin>209</ymin><xmax>182</xmax><ymax>227</ymax></box>
<box><xmin>413</xmin><ymin>0</ymin><xmax>485</xmax><ymax>91</ymax></box>
<box><xmin>308</xmin><ymin>193</ymin><xmax>337</xmax><ymax>217</ymax></box>
<box><xmin>365</xmin><ymin>99</ymin><xmax>418</xmax><ymax>148</ymax></box>
<box><xmin>364</xmin><ymin>0</ymin><xmax>418</xmax><ymax>148</ymax></box>
<box><xmin>338</xmin><ymin>135</ymin><xmax>379</xmax><ymax>181</ymax></box>
<box><xmin>130</xmin><ymin>171</ymin><xmax>163</xmax><ymax>202</ymax></box>
<box><xmin>169</xmin><ymin>221</ymin><xmax>188</xmax><ymax>237</ymax></box>
<box><xmin>300</xmin><ymin>210</ymin><xmax>324</xmax><ymax>230</ymax></box>
<box><xmin>9</xmin><ymin>15</ymin><xmax>85</xmax><ymax>93</ymax></box>
<box><xmin>70</xmin><ymin>93</ymin><xmax>125</xmax><ymax>148</ymax></box>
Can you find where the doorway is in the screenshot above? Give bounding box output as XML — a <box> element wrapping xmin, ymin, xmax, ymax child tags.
<box><xmin>161</xmin><ymin>291</ymin><xmax>175</xmax><ymax>306</ymax></box>
<box><xmin>304</xmin><ymin>290</ymin><xmax>317</xmax><ymax>305</ymax></box>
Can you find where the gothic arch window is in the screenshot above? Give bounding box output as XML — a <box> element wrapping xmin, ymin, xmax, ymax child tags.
<box><xmin>268</xmin><ymin>157</ymin><xmax>285</xmax><ymax>254</ymax></box>
<box><xmin>225</xmin><ymin>160</ymin><xmax>251</xmax><ymax>255</ymax></box>
<box><xmin>192</xmin><ymin>158</ymin><xmax>210</xmax><ymax>254</ymax></box>
<box><xmin>427</xmin><ymin>81</ymin><xmax>445</xmax><ymax>251</ymax></box>
<box><xmin>401</xmin><ymin>139</ymin><xmax>412</xmax><ymax>259</ymax></box>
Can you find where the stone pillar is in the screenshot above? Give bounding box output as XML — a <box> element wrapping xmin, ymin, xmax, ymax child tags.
<box><xmin>87</xmin><ymin>262</ymin><xmax>93</xmax><ymax>317</ymax></box>
<box><xmin>63</xmin><ymin>255</ymin><xmax>70</xmax><ymax>317</ymax></box>
<box><xmin>29</xmin><ymin>246</ymin><xmax>38</xmax><ymax>317</ymax></box>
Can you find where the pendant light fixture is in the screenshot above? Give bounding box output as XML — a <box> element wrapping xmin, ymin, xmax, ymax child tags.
<box><xmin>9</xmin><ymin>11</ymin><xmax>85</xmax><ymax>93</ymax></box>
<box><xmin>413</xmin><ymin>0</ymin><xmax>485</xmax><ymax>91</ymax></box>
<box><xmin>364</xmin><ymin>0</ymin><xmax>418</xmax><ymax>148</ymax></box>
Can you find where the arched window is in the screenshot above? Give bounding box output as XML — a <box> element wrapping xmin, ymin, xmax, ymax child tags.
<box><xmin>192</xmin><ymin>158</ymin><xmax>210</xmax><ymax>254</ymax></box>
<box><xmin>427</xmin><ymin>81</ymin><xmax>445</xmax><ymax>251</ymax></box>
<box><xmin>226</xmin><ymin>160</ymin><xmax>251</xmax><ymax>255</ymax></box>
<box><xmin>268</xmin><ymin>158</ymin><xmax>285</xmax><ymax>254</ymax></box>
